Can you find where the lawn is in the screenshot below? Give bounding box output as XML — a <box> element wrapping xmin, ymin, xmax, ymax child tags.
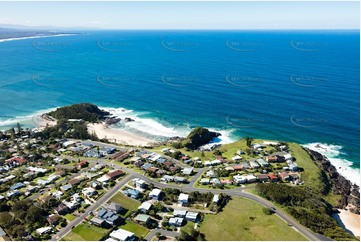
<box><xmin>288</xmin><ymin>143</ymin><xmax>322</xmax><ymax>190</ymax></box>
<box><xmin>64</xmin><ymin>213</ymin><xmax>76</xmax><ymax>221</ymax></box>
<box><xmin>120</xmin><ymin>220</ymin><xmax>149</xmax><ymax>238</ymax></box>
<box><xmin>198</xmin><ymin>197</ymin><xmax>307</xmax><ymax>241</ymax></box>
<box><xmin>62</xmin><ymin>223</ymin><xmax>108</xmax><ymax>241</ymax></box>
<box><xmin>182</xmin><ymin>221</ymin><xmax>195</xmax><ymax>234</ymax></box>
<box><xmin>109</xmin><ymin>192</ymin><xmax>141</xmax><ymax>210</ymax></box>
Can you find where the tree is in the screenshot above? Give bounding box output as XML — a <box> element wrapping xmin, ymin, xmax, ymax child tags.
<box><xmin>245</xmin><ymin>137</ymin><xmax>254</xmax><ymax>148</ymax></box>
<box><xmin>16</xmin><ymin>123</ymin><xmax>21</xmax><ymax>134</ymax></box>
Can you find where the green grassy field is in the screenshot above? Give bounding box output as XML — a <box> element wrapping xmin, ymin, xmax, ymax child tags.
<box><xmin>109</xmin><ymin>192</ymin><xmax>141</xmax><ymax>210</ymax></box>
<box><xmin>198</xmin><ymin>197</ymin><xmax>307</xmax><ymax>241</ymax></box>
<box><xmin>120</xmin><ymin>220</ymin><xmax>150</xmax><ymax>238</ymax></box>
<box><xmin>64</xmin><ymin>213</ymin><xmax>76</xmax><ymax>221</ymax></box>
<box><xmin>182</xmin><ymin>221</ymin><xmax>195</xmax><ymax>234</ymax></box>
<box><xmin>62</xmin><ymin>223</ymin><xmax>108</xmax><ymax>241</ymax></box>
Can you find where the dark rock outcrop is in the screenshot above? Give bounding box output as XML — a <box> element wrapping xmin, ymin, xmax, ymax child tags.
<box><xmin>304</xmin><ymin>148</ymin><xmax>360</xmax><ymax>214</ymax></box>
<box><xmin>105</xmin><ymin>117</ymin><xmax>121</xmax><ymax>125</ymax></box>
<box><xmin>124</xmin><ymin>117</ymin><xmax>134</xmax><ymax>122</ymax></box>
<box><xmin>184</xmin><ymin>127</ymin><xmax>220</xmax><ymax>150</ymax></box>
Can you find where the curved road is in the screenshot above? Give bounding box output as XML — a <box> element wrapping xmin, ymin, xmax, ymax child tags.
<box><xmin>52</xmin><ymin>143</ymin><xmax>330</xmax><ymax>241</ymax></box>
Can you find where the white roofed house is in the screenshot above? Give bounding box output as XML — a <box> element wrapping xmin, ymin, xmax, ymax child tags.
<box><xmin>182</xmin><ymin>167</ymin><xmax>194</xmax><ymax>175</ymax></box>
<box><xmin>289</xmin><ymin>163</ymin><xmax>298</xmax><ymax>171</ymax></box>
<box><xmin>249</xmin><ymin>160</ymin><xmax>260</xmax><ymax>169</ymax></box>
<box><xmin>245</xmin><ymin>174</ymin><xmax>257</xmax><ymax>183</ymax></box>
<box><xmin>213</xmin><ymin>194</ymin><xmax>220</xmax><ymax>204</ymax></box>
<box><xmin>233</xmin><ymin>174</ymin><xmax>247</xmax><ymax>185</ymax></box>
<box><xmin>148</xmin><ymin>188</ymin><xmax>162</xmax><ymax>200</ymax></box>
<box><xmin>173</xmin><ymin>209</ymin><xmax>187</xmax><ymax>217</ymax></box>
<box><xmin>138</xmin><ymin>201</ymin><xmax>152</xmax><ymax>213</ymax></box>
<box><xmin>109</xmin><ymin>228</ymin><xmax>135</xmax><ymax>241</ymax></box>
<box><xmin>178</xmin><ymin>193</ymin><xmax>189</xmax><ymax>206</ymax></box>
<box><xmin>185</xmin><ymin>212</ymin><xmax>199</xmax><ymax>221</ymax></box>
<box><xmin>232</xmin><ymin>155</ymin><xmax>242</xmax><ymax>162</ymax></box>
<box><xmin>169</xmin><ymin>217</ymin><xmax>184</xmax><ymax>227</ymax></box>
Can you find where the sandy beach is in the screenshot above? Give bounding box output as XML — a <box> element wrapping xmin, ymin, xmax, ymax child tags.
<box><xmin>87</xmin><ymin>122</ymin><xmax>152</xmax><ymax>147</ymax></box>
<box><xmin>33</xmin><ymin>114</ymin><xmax>57</xmax><ymax>128</ymax></box>
<box><xmin>333</xmin><ymin>209</ymin><xmax>360</xmax><ymax>237</ymax></box>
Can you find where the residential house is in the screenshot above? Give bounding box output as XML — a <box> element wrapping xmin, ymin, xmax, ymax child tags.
<box><xmin>182</xmin><ymin>167</ymin><xmax>193</xmax><ymax>175</ymax></box>
<box><xmin>268</xmin><ymin>174</ymin><xmax>279</xmax><ymax>182</ymax></box>
<box><xmin>245</xmin><ymin>174</ymin><xmax>257</xmax><ymax>183</ymax></box>
<box><xmin>185</xmin><ymin>212</ymin><xmax>198</xmax><ymax>221</ymax></box>
<box><xmin>173</xmin><ymin>209</ymin><xmax>187</xmax><ymax>217</ymax></box>
<box><xmin>47</xmin><ymin>214</ymin><xmax>61</xmax><ymax>226</ymax></box>
<box><xmin>213</xmin><ymin>194</ymin><xmax>220</xmax><ymax>204</ymax></box>
<box><xmin>106</xmin><ymin>170</ymin><xmax>124</xmax><ymax>180</ymax></box>
<box><xmin>124</xmin><ymin>189</ymin><xmax>140</xmax><ymax>199</ymax></box>
<box><xmin>266</xmin><ymin>155</ymin><xmax>278</xmax><ymax>163</ymax></box>
<box><xmin>206</xmin><ymin>170</ymin><xmax>215</xmax><ymax>178</ymax></box>
<box><xmin>232</xmin><ymin>155</ymin><xmax>242</xmax><ymax>162</ymax></box>
<box><xmin>233</xmin><ymin>175</ymin><xmax>247</xmax><ymax>185</ymax></box>
<box><xmin>169</xmin><ymin>217</ymin><xmax>184</xmax><ymax>227</ymax></box>
<box><xmin>60</xmin><ymin>184</ymin><xmax>72</xmax><ymax>192</ymax></box>
<box><xmin>82</xmin><ymin>187</ymin><xmax>97</xmax><ymax>197</ymax></box>
<box><xmin>239</xmin><ymin>162</ymin><xmax>251</xmax><ymax>169</ymax></box>
<box><xmin>178</xmin><ymin>193</ymin><xmax>189</xmax><ymax>205</ymax></box>
<box><xmin>105</xmin><ymin>202</ymin><xmax>122</xmax><ymax>213</ymax></box>
<box><xmin>134</xmin><ymin>214</ymin><xmax>151</xmax><ymax>225</ymax></box>
<box><xmin>249</xmin><ymin>160</ymin><xmax>260</xmax><ymax>169</ymax></box>
<box><xmin>10</xmin><ymin>182</ymin><xmax>24</xmax><ymax>191</ymax></box>
<box><xmin>90</xmin><ymin>217</ymin><xmax>106</xmax><ymax>227</ymax></box>
<box><xmin>109</xmin><ymin>228</ymin><xmax>135</xmax><ymax>241</ymax></box>
<box><xmin>210</xmin><ymin>160</ymin><xmax>221</xmax><ymax>166</ymax></box>
<box><xmin>256</xmin><ymin>159</ymin><xmax>269</xmax><ymax>167</ymax></box>
<box><xmin>149</xmin><ymin>188</ymin><xmax>162</xmax><ymax>200</ymax></box>
<box><xmin>289</xmin><ymin>163</ymin><xmax>298</xmax><ymax>171</ymax></box>
<box><xmin>279</xmin><ymin>172</ymin><xmax>290</xmax><ymax>182</ymax></box>
<box><xmin>54</xmin><ymin>203</ymin><xmax>69</xmax><ymax>215</ymax></box>
<box><xmin>133</xmin><ymin>178</ymin><xmax>147</xmax><ymax>189</ymax></box>
<box><xmin>138</xmin><ymin>201</ymin><xmax>152</xmax><ymax>213</ymax></box>
<box><xmin>257</xmin><ymin>174</ymin><xmax>269</xmax><ymax>182</ymax></box>
<box><xmin>36</xmin><ymin>227</ymin><xmax>52</xmax><ymax>235</ymax></box>
<box><xmin>199</xmin><ymin>178</ymin><xmax>210</xmax><ymax>185</ymax></box>
<box><xmin>174</xmin><ymin>176</ymin><xmax>187</xmax><ymax>183</ymax></box>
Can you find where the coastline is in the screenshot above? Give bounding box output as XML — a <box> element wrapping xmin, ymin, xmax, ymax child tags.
<box><xmin>333</xmin><ymin>209</ymin><xmax>360</xmax><ymax>237</ymax></box>
<box><xmin>0</xmin><ymin>33</ymin><xmax>77</xmax><ymax>43</ymax></box>
<box><xmin>87</xmin><ymin>122</ymin><xmax>152</xmax><ymax>147</ymax></box>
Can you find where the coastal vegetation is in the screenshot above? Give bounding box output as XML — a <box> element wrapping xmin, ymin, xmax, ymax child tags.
<box><xmin>256</xmin><ymin>183</ymin><xmax>356</xmax><ymax>240</ymax></box>
<box><xmin>48</xmin><ymin>103</ymin><xmax>109</xmax><ymax>122</ymax></box>
<box><xmin>171</xmin><ymin>127</ymin><xmax>220</xmax><ymax>150</ymax></box>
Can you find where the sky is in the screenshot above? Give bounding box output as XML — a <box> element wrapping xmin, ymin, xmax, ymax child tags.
<box><xmin>0</xmin><ymin>1</ymin><xmax>359</xmax><ymax>30</ymax></box>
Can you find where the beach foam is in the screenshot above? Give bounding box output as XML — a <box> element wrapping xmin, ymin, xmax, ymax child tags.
<box><xmin>302</xmin><ymin>142</ymin><xmax>360</xmax><ymax>186</ymax></box>
<box><xmin>0</xmin><ymin>34</ymin><xmax>76</xmax><ymax>43</ymax></box>
<box><xmin>0</xmin><ymin>107</ymin><xmax>57</xmax><ymax>129</ymax></box>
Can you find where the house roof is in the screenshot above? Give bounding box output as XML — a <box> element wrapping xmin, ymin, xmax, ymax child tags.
<box><xmin>106</xmin><ymin>170</ymin><xmax>124</xmax><ymax>178</ymax></box>
<box><xmin>138</xmin><ymin>201</ymin><xmax>152</xmax><ymax>211</ymax></box>
<box><xmin>110</xmin><ymin>228</ymin><xmax>134</xmax><ymax>241</ymax></box>
<box><xmin>149</xmin><ymin>188</ymin><xmax>161</xmax><ymax>196</ymax></box>
<box><xmin>173</xmin><ymin>209</ymin><xmax>187</xmax><ymax>216</ymax></box>
<box><xmin>134</xmin><ymin>214</ymin><xmax>151</xmax><ymax>222</ymax></box>
<box><xmin>91</xmin><ymin>217</ymin><xmax>105</xmax><ymax>225</ymax></box>
<box><xmin>178</xmin><ymin>193</ymin><xmax>189</xmax><ymax>201</ymax></box>
<box><xmin>106</xmin><ymin>202</ymin><xmax>122</xmax><ymax>211</ymax></box>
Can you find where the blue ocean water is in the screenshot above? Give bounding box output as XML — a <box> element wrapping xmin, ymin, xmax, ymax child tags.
<box><xmin>0</xmin><ymin>30</ymin><xmax>359</xmax><ymax>182</ymax></box>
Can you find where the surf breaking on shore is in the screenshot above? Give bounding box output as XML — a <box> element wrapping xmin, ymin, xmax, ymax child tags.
<box><xmin>302</xmin><ymin>143</ymin><xmax>360</xmax><ymax>187</ymax></box>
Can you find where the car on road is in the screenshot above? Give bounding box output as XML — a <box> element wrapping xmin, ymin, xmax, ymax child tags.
<box><xmin>71</xmin><ymin>226</ymin><xmax>75</xmax><ymax>229</ymax></box>
<box><xmin>271</xmin><ymin>207</ymin><xmax>276</xmax><ymax>211</ymax></box>
<box><xmin>88</xmin><ymin>211</ymin><xmax>93</xmax><ymax>215</ymax></box>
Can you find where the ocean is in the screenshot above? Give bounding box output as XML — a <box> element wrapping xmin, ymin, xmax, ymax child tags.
<box><xmin>0</xmin><ymin>30</ymin><xmax>359</xmax><ymax>185</ymax></box>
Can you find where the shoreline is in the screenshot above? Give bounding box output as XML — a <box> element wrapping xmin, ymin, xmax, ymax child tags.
<box><xmin>0</xmin><ymin>34</ymin><xmax>77</xmax><ymax>43</ymax></box>
<box><xmin>333</xmin><ymin>209</ymin><xmax>360</xmax><ymax>237</ymax></box>
<box><xmin>87</xmin><ymin>122</ymin><xmax>153</xmax><ymax>147</ymax></box>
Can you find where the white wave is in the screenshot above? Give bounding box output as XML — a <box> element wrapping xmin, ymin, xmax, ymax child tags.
<box><xmin>0</xmin><ymin>107</ymin><xmax>57</xmax><ymax>129</ymax></box>
<box><xmin>302</xmin><ymin>142</ymin><xmax>360</xmax><ymax>186</ymax></box>
<box><xmin>0</xmin><ymin>34</ymin><xmax>76</xmax><ymax>43</ymax></box>
<box><xmin>100</xmin><ymin>107</ymin><xmax>185</xmax><ymax>138</ymax></box>
<box><xmin>100</xmin><ymin>106</ymin><xmax>237</xmax><ymax>144</ymax></box>
<box><xmin>207</xmin><ymin>128</ymin><xmax>238</xmax><ymax>145</ymax></box>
